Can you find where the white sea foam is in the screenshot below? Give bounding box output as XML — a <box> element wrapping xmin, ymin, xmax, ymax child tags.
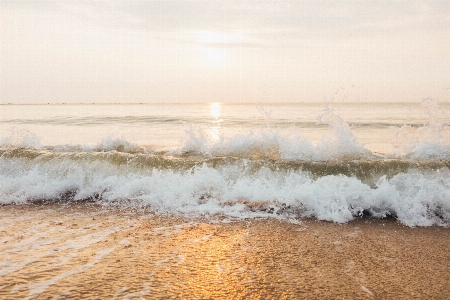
<box><xmin>174</xmin><ymin>109</ymin><xmax>372</xmax><ymax>161</ymax></box>
<box><xmin>1</xmin><ymin>155</ymin><xmax>449</xmax><ymax>227</ymax></box>
<box><xmin>2</xmin><ymin>127</ymin><xmax>447</xmax><ymax>161</ymax></box>
<box><xmin>392</xmin><ymin>99</ymin><xmax>450</xmax><ymax>159</ymax></box>
<box><xmin>405</xmin><ymin>142</ymin><xmax>450</xmax><ymax>160</ymax></box>
<box><xmin>0</xmin><ymin>127</ymin><xmax>42</xmax><ymax>149</ymax></box>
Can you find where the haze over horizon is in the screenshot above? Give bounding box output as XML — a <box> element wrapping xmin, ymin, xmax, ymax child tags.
<box><xmin>1</xmin><ymin>1</ymin><xmax>449</xmax><ymax>104</ymax></box>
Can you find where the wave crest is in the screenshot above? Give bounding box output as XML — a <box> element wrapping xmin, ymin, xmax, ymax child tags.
<box><xmin>1</xmin><ymin>152</ymin><xmax>449</xmax><ymax>227</ymax></box>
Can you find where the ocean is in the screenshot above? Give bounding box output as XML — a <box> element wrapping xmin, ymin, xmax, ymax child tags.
<box><xmin>1</xmin><ymin>100</ymin><xmax>450</xmax><ymax>227</ymax></box>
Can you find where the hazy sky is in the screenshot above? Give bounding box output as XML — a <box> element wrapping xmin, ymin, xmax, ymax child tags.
<box><xmin>1</xmin><ymin>1</ymin><xmax>449</xmax><ymax>103</ymax></box>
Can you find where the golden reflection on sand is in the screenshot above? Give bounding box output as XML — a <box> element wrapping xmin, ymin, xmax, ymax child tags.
<box><xmin>175</xmin><ymin>226</ymin><xmax>251</xmax><ymax>299</ymax></box>
<box><xmin>1</xmin><ymin>204</ymin><xmax>449</xmax><ymax>299</ymax></box>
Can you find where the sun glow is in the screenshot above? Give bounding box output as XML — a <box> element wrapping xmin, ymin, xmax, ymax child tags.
<box><xmin>194</xmin><ymin>30</ymin><xmax>242</xmax><ymax>67</ymax></box>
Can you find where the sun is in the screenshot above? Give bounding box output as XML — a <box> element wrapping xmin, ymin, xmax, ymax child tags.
<box><xmin>194</xmin><ymin>30</ymin><xmax>239</xmax><ymax>67</ymax></box>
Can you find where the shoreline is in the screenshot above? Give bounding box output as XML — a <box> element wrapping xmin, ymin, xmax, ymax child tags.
<box><xmin>1</xmin><ymin>204</ymin><xmax>449</xmax><ymax>299</ymax></box>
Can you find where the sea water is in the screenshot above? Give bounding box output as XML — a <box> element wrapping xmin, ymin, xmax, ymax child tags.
<box><xmin>1</xmin><ymin>100</ymin><xmax>449</xmax><ymax>226</ymax></box>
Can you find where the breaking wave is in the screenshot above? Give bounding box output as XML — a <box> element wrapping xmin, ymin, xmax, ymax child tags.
<box><xmin>1</xmin><ymin>101</ymin><xmax>449</xmax><ymax>227</ymax></box>
<box><xmin>1</xmin><ymin>146</ymin><xmax>450</xmax><ymax>227</ymax></box>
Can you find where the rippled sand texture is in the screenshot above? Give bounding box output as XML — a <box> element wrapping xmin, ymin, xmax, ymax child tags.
<box><xmin>1</xmin><ymin>205</ymin><xmax>449</xmax><ymax>299</ymax></box>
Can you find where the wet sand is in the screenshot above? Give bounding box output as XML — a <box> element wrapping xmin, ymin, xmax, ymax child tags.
<box><xmin>0</xmin><ymin>204</ymin><xmax>449</xmax><ymax>299</ymax></box>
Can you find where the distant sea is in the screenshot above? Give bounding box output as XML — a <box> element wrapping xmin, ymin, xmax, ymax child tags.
<box><xmin>1</xmin><ymin>101</ymin><xmax>449</xmax><ymax>226</ymax></box>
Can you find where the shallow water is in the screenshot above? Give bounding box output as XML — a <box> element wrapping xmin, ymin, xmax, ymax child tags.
<box><xmin>0</xmin><ymin>205</ymin><xmax>449</xmax><ymax>299</ymax></box>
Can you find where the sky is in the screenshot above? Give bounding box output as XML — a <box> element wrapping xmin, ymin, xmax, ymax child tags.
<box><xmin>1</xmin><ymin>0</ymin><xmax>449</xmax><ymax>104</ymax></box>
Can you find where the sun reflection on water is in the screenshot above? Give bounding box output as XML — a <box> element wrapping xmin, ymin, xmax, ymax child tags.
<box><xmin>210</xmin><ymin>102</ymin><xmax>221</xmax><ymax>119</ymax></box>
<box><xmin>210</xmin><ymin>102</ymin><xmax>222</xmax><ymax>141</ymax></box>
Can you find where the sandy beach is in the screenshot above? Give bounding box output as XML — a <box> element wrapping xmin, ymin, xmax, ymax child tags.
<box><xmin>0</xmin><ymin>204</ymin><xmax>448</xmax><ymax>299</ymax></box>
<box><xmin>3</xmin><ymin>0</ymin><xmax>450</xmax><ymax>298</ymax></box>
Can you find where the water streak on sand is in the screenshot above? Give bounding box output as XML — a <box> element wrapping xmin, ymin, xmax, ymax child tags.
<box><xmin>0</xmin><ymin>205</ymin><xmax>449</xmax><ymax>299</ymax></box>
<box><xmin>23</xmin><ymin>247</ymin><xmax>115</xmax><ymax>300</ymax></box>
